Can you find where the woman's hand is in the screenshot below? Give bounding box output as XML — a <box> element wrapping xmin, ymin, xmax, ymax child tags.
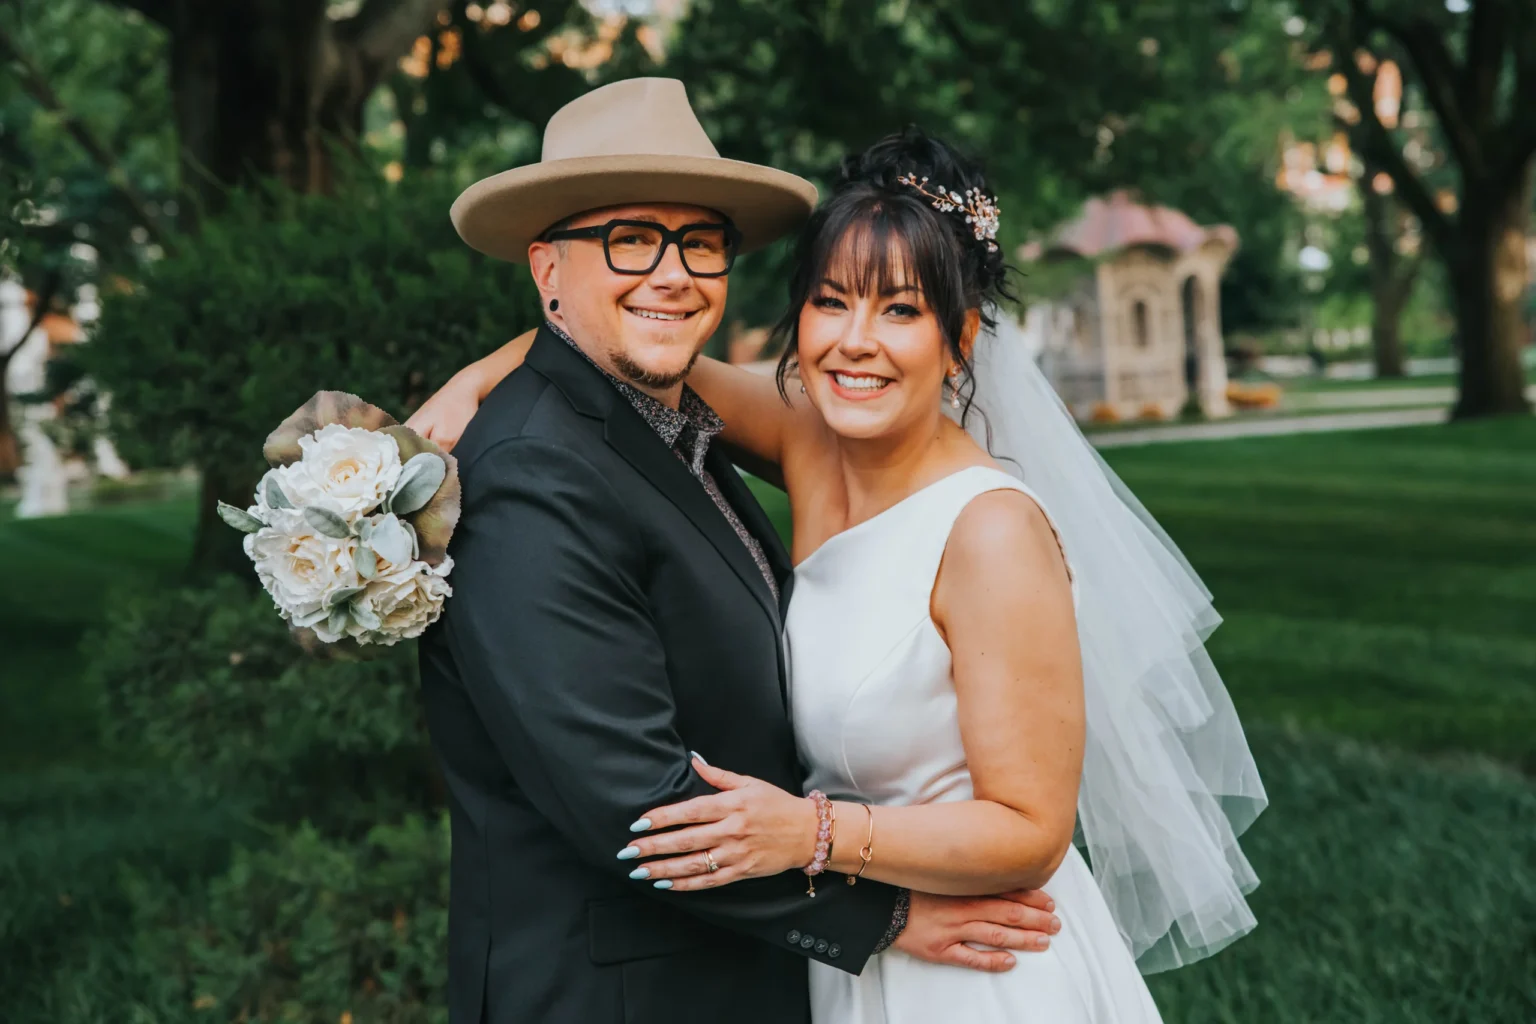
<box><xmin>617</xmin><ymin>758</ymin><xmax>819</xmax><ymax>891</ymax></box>
<box><xmin>405</xmin><ymin>367</ymin><xmax>485</xmax><ymax>453</ymax></box>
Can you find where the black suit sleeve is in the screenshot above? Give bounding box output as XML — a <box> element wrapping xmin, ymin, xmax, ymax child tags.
<box><xmin>443</xmin><ymin>437</ymin><xmax>899</xmax><ymax>974</ymax></box>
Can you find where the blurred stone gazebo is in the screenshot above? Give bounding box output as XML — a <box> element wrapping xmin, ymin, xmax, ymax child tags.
<box><xmin>1022</xmin><ymin>191</ymin><xmax>1238</xmax><ymax>421</ymax></box>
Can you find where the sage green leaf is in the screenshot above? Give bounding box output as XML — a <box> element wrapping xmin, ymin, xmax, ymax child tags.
<box><xmin>292</xmin><ymin>605</ymin><xmax>330</xmax><ymax>629</ymax></box>
<box><xmin>303</xmin><ymin>506</ymin><xmax>353</xmax><ymax>539</ymax></box>
<box><xmin>326</xmin><ymin>606</ymin><xmax>350</xmax><ymax>638</ymax></box>
<box><xmin>264</xmin><ymin>391</ymin><xmax>399</xmax><ymax>467</ymax></box>
<box><xmin>351</xmin><ymin>601</ymin><xmax>382</xmax><ymax>633</ymax></box>
<box><xmin>358</xmin><ymin>516</ymin><xmax>376</xmax><ymax>545</ymax></box>
<box><xmin>356</xmin><ymin>546</ymin><xmax>378</xmax><ymax>580</ymax></box>
<box><xmin>388</xmin><ymin>452</ymin><xmax>447</xmax><ymax>516</ymax></box>
<box><xmin>403</xmin><ymin>519</ymin><xmax>421</xmax><ymax>560</ymax></box>
<box><xmin>262</xmin><ymin>471</ymin><xmax>294</xmax><ymax>510</ymax></box>
<box><xmin>327</xmin><ymin>586</ymin><xmax>366</xmax><ymax>609</ymax></box>
<box><xmin>381</xmin><ymin>424</ymin><xmax>461</xmax><ymax>566</ymax></box>
<box><xmin>217</xmin><ymin>501</ymin><xmax>265</xmax><ymax>534</ymax></box>
<box><xmin>370</xmin><ymin>515</ymin><xmax>413</xmax><ymax>566</ymax></box>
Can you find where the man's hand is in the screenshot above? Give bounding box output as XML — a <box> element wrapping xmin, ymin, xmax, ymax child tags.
<box><xmin>894</xmin><ymin>890</ymin><xmax>1060</xmax><ymax>972</ymax></box>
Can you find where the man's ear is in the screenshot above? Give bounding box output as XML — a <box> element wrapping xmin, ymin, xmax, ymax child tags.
<box><xmin>959</xmin><ymin>308</ymin><xmax>982</xmax><ymax>362</ymax></box>
<box><xmin>528</xmin><ymin>241</ymin><xmax>559</xmax><ymax>307</ymax></box>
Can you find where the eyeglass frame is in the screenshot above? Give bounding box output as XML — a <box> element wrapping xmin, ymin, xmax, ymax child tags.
<box><xmin>540</xmin><ymin>218</ymin><xmax>743</xmax><ymax>278</ymax></box>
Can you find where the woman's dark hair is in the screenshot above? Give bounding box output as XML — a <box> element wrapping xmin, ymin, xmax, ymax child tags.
<box><xmin>772</xmin><ymin>126</ymin><xmax>1016</xmax><ymax>417</ymax></box>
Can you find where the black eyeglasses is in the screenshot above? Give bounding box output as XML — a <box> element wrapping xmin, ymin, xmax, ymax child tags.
<box><xmin>542</xmin><ymin>219</ymin><xmax>742</xmax><ymax>277</ymax></box>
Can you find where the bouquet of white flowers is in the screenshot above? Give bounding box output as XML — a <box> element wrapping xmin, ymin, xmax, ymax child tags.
<box><xmin>218</xmin><ymin>392</ymin><xmax>461</xmax><ymax>648</ymax></box>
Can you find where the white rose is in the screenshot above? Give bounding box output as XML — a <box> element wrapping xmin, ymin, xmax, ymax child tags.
<box><xmin>244</xmin><ymin>507</ymin><xmax>360</xmax><ymax>631</ymax></box>
<box><xmin>281</xmin><ymin>423</ymin><xmax>402</xmax><ymax>521</ymax></box>
<box><xmin>353</xmin><ymin>556</ymin><xmax>454</xmax><ymax>645</ymax></box>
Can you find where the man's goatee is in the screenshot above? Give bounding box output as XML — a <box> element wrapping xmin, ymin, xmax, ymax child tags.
<box><xmin>612</xmin><ymin>348</ymin><xmax>701</xmax><ymax>391</ymax></box>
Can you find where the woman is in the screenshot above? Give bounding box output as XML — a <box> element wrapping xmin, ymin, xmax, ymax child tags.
<box><xmin>410</xmin><ymin>128</ymin><xmax>1266</xmax><ymax>1022</ymax></box>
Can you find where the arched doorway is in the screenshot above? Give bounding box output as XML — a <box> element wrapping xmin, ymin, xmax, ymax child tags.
<box><xmin>1180</xmin><ymin>275</ymin><xmax>1202</xmax><ymax>411</ymax></box>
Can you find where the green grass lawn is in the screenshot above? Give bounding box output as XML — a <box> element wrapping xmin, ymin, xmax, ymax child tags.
<box><xmin>1107</xmin><ymin>417</ymin><xmax>1536</xmax><ymax>772</ymax></box>
<box><xmin>0</xmin><ymin>487</ymin><xmax>196</xmax><ymax>772</ymax></box>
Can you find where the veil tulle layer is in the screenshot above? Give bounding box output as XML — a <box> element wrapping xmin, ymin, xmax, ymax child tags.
<box><xmin>948</xmin><ymin>324</ymin><xmax>1268</xmax><ymax>973</ymax></box>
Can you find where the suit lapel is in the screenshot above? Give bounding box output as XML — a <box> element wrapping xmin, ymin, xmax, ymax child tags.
<box><xmin>527</xmin><ymin>329</ymin><xmax>783</xmax><ymax>638</ymax></box>
<box><xmin>606</xmin><ymin>412</ymin><xmax>783</xmax><ymax>636</ymax></box>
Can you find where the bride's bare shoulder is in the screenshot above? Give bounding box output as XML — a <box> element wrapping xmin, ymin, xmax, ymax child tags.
<box><xmin>941</xmin><ymin>486</ymin><xmax>1073</xmax><ymax>597</ymax></box>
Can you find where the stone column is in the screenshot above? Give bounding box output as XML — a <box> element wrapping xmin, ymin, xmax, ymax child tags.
<box><xmin>1199</xmin><ymin>269</ymin><xmax>1232</xmax><ymax>417</ymax></box>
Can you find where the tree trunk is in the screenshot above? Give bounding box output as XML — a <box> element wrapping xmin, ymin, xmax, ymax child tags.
<box><xmin>168</xmin><ymin>2</ymin><xmax>375</xmax><ymax>220</ymax></box>
<box><xmin>0</xmin><ymin>385</ymin><xmax>19</xmax><ymax>481</ymax></box>
<box><xmin>1361</xmin><ymin>183</ymin><xmax>1409</xmax><ymax>379</ymax></box>
<box><xmin>1370</xmin><ymin>294</ymin><xmax>1406</xmax><ymax>379</ymax></box>
<box><xmin>1450</xmin><ymin>172</ymin><xmax>1532</xmax><ymax>419</ymax></box>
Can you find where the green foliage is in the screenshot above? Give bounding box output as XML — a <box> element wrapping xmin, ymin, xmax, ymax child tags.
<box><xmin>1</xmin><ymin>492</ymin><xmax>449</xmax><ymax>1021</ymax></box>
<box><xmin>651</xmin><ymin>0</ymin><xmax>1318</xmax><ymax>332</ymax></box>
<box><xmin>0</xmin><ymin>766</ymin><xmax>255</xmax><ymax>1020</ymax></box>
<box><xmin>90</xmin><ymin>576</ymin><xmax>436</xmax><ymax>833</ymax></box>
<box><xmin>0</xmin><ymin>0</ymin><xmax>175</xmax><ymax>283</ymax></box>
<box><xmin>84</xmin><ymin>168</ymin><xmax>540</xmax><ymax>483</ymax></box>
<box><xmin>124</xmin><ymin>816</ymin><xmax>449</xmax><ymax>1024</ymax></box>
<box><xmin>382</xmin><ymin>0</ymin><xmax>595</xmax><ymax>175</ymax></box>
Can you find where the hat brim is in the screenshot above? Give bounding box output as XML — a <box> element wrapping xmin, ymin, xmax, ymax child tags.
<box><xmin>450</xmin><ymin>154</ymin><xmax>818</xmax><ymax>265</ymax></box>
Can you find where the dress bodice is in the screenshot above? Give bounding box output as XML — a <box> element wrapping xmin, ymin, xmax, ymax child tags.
<box><xmin>786</xmin><ymin>466</ymin><xmax>1073</xmax><ymax>807</ymax></box>
<box><xmin>787</xmin><ymin>466</ymin><xmax>1164</xmax><ymax>1024</ymax></box>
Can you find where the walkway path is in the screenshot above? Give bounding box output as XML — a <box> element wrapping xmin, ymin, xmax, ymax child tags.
<box><xmin>1283</xmin><ymin>384</ymin><xmax>1536</xmax><ymax>412</ymax></box>
<box><xmin>1090</xmin><ymin>407</ymin><xmax>1446</xmax><ymax>448</ymax></box>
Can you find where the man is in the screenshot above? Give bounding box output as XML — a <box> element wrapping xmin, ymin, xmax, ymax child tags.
<box><xmin>418</xmin><ymin>78</ymin><xmax>1055</xmax><ymax>1024</ymax></box>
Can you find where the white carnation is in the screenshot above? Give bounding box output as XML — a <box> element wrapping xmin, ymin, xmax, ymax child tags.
<box><xmin>244</xmin><ymin>507</ymin><xmax>361</xmax><ymax>631</ymax></box>
<box><xmin>281</xmin><ymin>423</ymin><xmax>402</xmax><ymax>521</ymax></box>
<box><xmin>352</xmin><ymin>556</ymin><xmax>454</xmax><ymax>645</ymax></box>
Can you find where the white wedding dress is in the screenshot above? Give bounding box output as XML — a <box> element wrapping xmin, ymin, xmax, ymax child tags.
<box><xmin>787</xmin><ymin>466</ymin><xmax>1164</xmax><ymax>1024</ymax></box>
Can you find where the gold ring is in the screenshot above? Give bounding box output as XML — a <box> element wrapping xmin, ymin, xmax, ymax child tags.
<box><xmin>705</xmin><ymin>850</ymin><xmax>719</xmax><ymax>874</ymax></box>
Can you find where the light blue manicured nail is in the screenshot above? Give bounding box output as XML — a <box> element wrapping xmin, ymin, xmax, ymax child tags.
<box><xmin>629</xmin><ymin>818</ymin><xmax>652</xmax><ymax>832</ymax></box>
<box><xmin>629</xmin><ymin>867</ymin><xmax>651</xmax><ymax>880</ymax></box>
<box><xmin>690</xmin><ymin>751</ymin><xmax>709</xmax><ymax>765</ymax></box>
<box><xmin>653</xmin><ymin>879</ymin><xmax>673</xmax><ymax>889</ymax></box>
<box><xmin>617</xmin><ymin>846</ymin><xmax>640</xmax><ymax>861</ymax></box>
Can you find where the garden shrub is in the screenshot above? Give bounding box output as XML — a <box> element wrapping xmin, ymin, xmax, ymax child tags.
<box><xmin>90</xmin><ymin>576</ymin><xmax>437</xmax><ymax>834</ymax></box>
<box><xmin>83</xmin><ymin>167</ymin><xmax>543</xmax><ymax>571</ymax></box>
<box><xmin>122</xmin><ymin>815</ymin><xmax>449</xmax><ymax>1024</ymax></box>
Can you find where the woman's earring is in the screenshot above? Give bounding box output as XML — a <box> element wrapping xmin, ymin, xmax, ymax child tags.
<box><xmin>799</xmin><ymin>383</ymin><xmax>807</xmax><ymax>394</ymax></box>
<box><xmin>548</xmin><ymin>298</ymin><xmax>559</xmax><ymax>312</ymax></box>
<box><xmin>949</xmin><ymin>371</ymin><xmax>962</xmax><ymax>409</ymax></box>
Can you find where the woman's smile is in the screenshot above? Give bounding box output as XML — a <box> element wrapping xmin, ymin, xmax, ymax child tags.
<box><xmin>827</xmin><ymin>369</ymin><xmax>895</xmax><ymax>400</ymax></box>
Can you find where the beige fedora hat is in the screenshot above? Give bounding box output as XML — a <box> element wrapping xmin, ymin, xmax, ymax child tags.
<box><xmin>451</xmin><ymin>78</ymin><xmax>818</xmax><ymax>264</ymax></box>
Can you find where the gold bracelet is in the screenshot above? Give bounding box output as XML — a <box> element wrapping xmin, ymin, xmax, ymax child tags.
<box><xmin>827</xmin><ymin>801</ymin><xmax>838</xmax><ymax>873</ymax></box>
<box><xmin>847</xmin><ymin>803</ymin><xmax>874</xmax><ymax>885</ymax></box>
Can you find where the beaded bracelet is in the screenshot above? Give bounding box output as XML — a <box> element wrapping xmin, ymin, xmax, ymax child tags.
<box><xmin>804</xmin><ymin>790</ymin><xmax>835</xmax><ymax>896</ymax></box>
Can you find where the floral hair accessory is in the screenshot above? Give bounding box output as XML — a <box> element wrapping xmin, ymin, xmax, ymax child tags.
<box><xmin>896</xmin><ymin>173</ymin><xmax>1001</xmax><ymax>252</ymax></box>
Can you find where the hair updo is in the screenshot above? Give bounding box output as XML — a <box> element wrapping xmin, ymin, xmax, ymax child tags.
<box><xmin>772</xmin><ymin>126</ymin><xmax>1016</xmax><ymax>411</ymax></box>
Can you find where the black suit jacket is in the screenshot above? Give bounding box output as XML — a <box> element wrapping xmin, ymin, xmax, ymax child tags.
<box><xmin>419</xmin><ymin>328</ymin><xmax>900</xmax><ymax>1024</ymax></box>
